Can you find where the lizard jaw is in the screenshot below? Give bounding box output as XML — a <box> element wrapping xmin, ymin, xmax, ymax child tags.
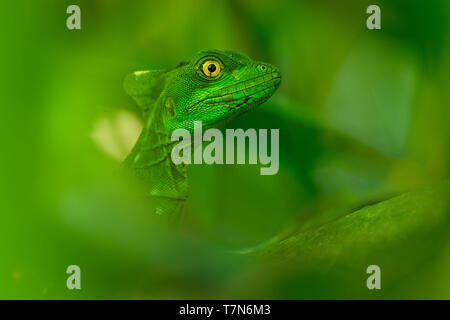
<box><xmin>186</xmin><ymin>71</ymin><xmax>281</xmax><ymax>114</ymax></box>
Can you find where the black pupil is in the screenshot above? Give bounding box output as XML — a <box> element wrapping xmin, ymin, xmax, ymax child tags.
<box><xmin>207</xmin><ymin>63</ymin><xmax>216</xmax><ymax>73</ymax></box>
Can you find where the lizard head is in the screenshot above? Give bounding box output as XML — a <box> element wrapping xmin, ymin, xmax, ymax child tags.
<box><xmin>164</xmin><ymin>49</ymin><xmax>281</xmax><ymax>131</ymax></box>
<box><xmin>125</xmin><ymin>49</ymin><xmax>281</xmax><ymax>132</ymax></box>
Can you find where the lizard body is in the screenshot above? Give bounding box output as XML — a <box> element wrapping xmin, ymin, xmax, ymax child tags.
<box><xmin>123</xmin><ymin>50</ymin><xmax>281</xmax><ymax>219</ymax></box>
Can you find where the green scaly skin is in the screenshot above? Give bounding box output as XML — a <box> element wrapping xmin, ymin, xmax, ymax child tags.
<box><xmin>123</xmin><ymin>50</ymin><xmax>281</xmax><ymax>219</ymax></box>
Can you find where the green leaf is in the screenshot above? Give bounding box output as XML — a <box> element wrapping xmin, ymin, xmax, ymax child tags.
<box><xmin>259</xmin><ymin>180</ymin><xmax>450</xmax><ymax>264</ymax></box>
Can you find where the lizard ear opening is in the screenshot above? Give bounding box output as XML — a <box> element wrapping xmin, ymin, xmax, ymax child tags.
<box><xmin>124</xmin><ymin>70</ymin><xmax>166</xmax><ymax>118</ymax></box>
<box><xmin>165</xmin><ymin>97</ymin><xmax>175</xmax><ymax>118</ymax></box>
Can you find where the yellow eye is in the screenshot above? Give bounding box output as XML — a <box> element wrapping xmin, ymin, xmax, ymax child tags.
<box><xmin>202</xmin><ymin>60</ymin><xmax>221</xmax><ymax>77</ymax></box>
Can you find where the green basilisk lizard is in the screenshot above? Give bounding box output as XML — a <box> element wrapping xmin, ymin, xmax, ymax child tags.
<box><xmin>123</xmin><ymin>50</ymin><xmax>281</xmax><ymax>219</ymax></box>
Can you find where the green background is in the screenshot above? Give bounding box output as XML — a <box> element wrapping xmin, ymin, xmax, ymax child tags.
<box><xmin>1</xmin><ymin>0</ymin><xmax>449</xmax><ymax>299</ymax></box>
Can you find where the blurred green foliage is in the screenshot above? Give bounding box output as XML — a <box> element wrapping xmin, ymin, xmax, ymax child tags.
<box><xmin>0</xmin><ymin>0</ymin><xmax>449</xmax><ymax>299</ymax></box>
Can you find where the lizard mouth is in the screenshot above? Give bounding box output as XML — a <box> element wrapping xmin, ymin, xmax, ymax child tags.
<box><xmin>186</xmin><ymin>71</ymin><xmax>281</xmax><ymax>113</ymax></box>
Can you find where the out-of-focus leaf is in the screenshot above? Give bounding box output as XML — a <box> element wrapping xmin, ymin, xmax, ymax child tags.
<box><xmin>260</xmin><ymin>180</ymin><xmax>450</xmax><ymax>264</ymax></box>
<box><xmin>325</xmin><ymin>35</ymin><xmax>417</xmax><ymax>158</ymax></box>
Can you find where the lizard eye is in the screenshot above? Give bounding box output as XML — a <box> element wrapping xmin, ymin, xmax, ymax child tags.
<box><xmin>202</xmin><ymin>60</ymin><xmax>221</xmax><ymax>78</ymax></box>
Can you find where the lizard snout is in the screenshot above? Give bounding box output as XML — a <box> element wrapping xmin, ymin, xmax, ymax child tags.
<box><xmin>256</xmin><ymin>63</ymin><xmax>281</xmax><ymax>87</ymax></box>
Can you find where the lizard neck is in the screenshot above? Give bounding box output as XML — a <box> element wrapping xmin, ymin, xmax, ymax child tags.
<box><xmin>123</xmin><ymin>99</ymin><xmax>188</xmax><ymax>217</ymax></box>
